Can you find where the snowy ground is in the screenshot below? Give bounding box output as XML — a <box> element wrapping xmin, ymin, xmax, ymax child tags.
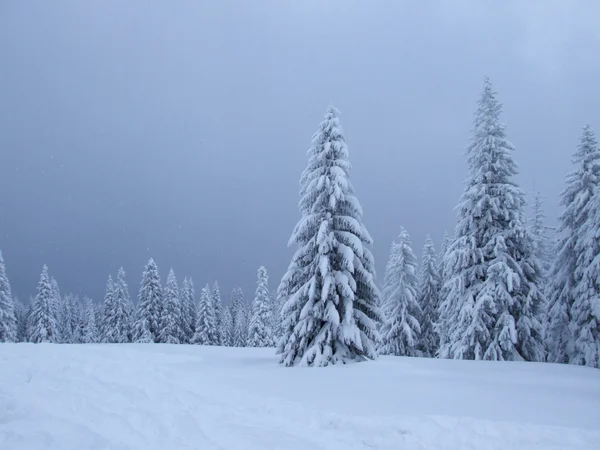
<box><xmin>0</xmin><ymin>344</ymin><xmax>598</xmax><ymax>450</ymax></box>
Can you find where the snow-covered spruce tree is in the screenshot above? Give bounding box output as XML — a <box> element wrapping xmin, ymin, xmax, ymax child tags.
<box><xmin>0</xmin><ymin>251</ymin><xmax>17</xmax><ymax>342</ymax></box>
<box><xmin>104</xmin><ymin>273</ymin><xmax>131</xmax><ymax>343</ymax></box>
<box><xmin>115</xmin><ymin>267</ymin><xmax>134</xmax><ymax>342</ymax></box>
<box><xmin>248</xmin><ymin>266</ymin><xmax>274</xmax><ymax>347</ymax></box>
<box><xmin>15</xmin><ymin>298</ymin><xmax>30</xmax><ymax>342</ymax></box>
<box><xmin>417</xmin><ymin>236</ymin><xmax>441</xmax><ymax>357</ymax></box>
<box><xmin>570</xmin><ymin>129</ymin><xmax>600</xmax><ymax>367</ymax></box>
<box><xmin>30</xmin><ymin>265</ymin><xmax>58</xmax><ymax>343</ymax></box>
<box><xmin>158</xmin><ymin>268</ymin><xmax>184</xmax><ymax>344</ymax></box>
<box><xmin>192</xmin><ymin>284</ymin><xmax>219</xmax><ymax>345</ymax></box>
<box><xmin>231</xmin><ymin>287</ymin><xmax>248</xmax><ymax>347</ymax></box>
<box><xmin>101</xmin><ymin>275</ymin><xmax>115</xmax><ymax>342</ymax></box>
<box><xmin>180</xmin><ymin>277</ymin><xmax>194</xmax><ymax>343</ymax></box>
<box><xmin>435</xmin><ymin>231</ymin><xmax>453</xmax><ymax>352</ymax></box>
<box><xmin>530</xmin><ymin>192</ymin><xmax>556</xmax><ymax>281</ymax></box>
<box><xmin>277</xmin><ymin>106</ymin><xmax>382</xmax><ymax>367</ymax></box>
<box><xmin>379</xmin><ymin>228</ymin><xmax>421</xmax><ymax>357</ymax></box>
<box><xmin>220</xmin><ymin>305</ymin><xmax>234</xmax><ymax>346</ymax></box>
<box><xmin>270</xmin><ymin>291</ymin><xmax>284</xmax><ymax>342</ymax></box>
<box><xmin>81</xmin><ymin>297</ymin><xmax>99</xmax><ymax>344</ymax></box>
<box><xmin>133</xmin><ymin>258</ymin><xmax>163</xmax><ymax>343</ymax></box>
<box><xmin>546</xmin><ymin>126</ymin><xmax>600</xmax><ymax>364</ymax></box>
<box><xmin>68</xmin><ymin>294</ymin><xmax>83</xmax><ymax>343</ymax></box>
<box><xmin>50</xmin><ymin>277</ymin><xmax>62</xmax><ymax>342</ymax></box>
<box><xmin>438</xmin><ymin>78</ymin><xmax>545</xmax><ymax>361</ymax></box>
<box><xmin>211</xmin><ymin>281</ymin><xmax>223</xmax><ymax>345</ymax></box>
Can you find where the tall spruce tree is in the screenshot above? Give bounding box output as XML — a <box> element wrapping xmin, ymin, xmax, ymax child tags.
<box><xmin>81</xmin><ymin>297</ymin><xmax>99</xmax><ymax>344</ymax></box>
<box><xmin>212</xmin><ymin>281</ymin><xmax>223</xmax><ymax>345</ymax></box>
<box><xmin>530</xmin><ymin>192</ymin><xmax>555</xmax><ymax>280</ymax></box>
<box><xmin>547</xmin><ymin>126</ymin><xmax>600</xmax><ymax>364</ymax></box>
<box><xmin>15</xmin><ymin>298</ymin><xmax>29</xmax><ymax>343</ymax></box>
<box><xmin>220</xmin><ymin>305</ymin><xmax>234</xmax><ymax>346</ymax></box>
<box><xmin>248</xmin><ymin>266</ymin><xmax>274</xmax><ymax>347</ymax></box>
<box><xmin>569</xmin><ymin>127</ymin><xmax>600</xmax><ymax>367</ymax></box>
<box><xmin>435</xmin><ymin>231</ymin><xmax>453</xmax><ymax>351</ymax></box>
<box><xmin>379</xmin><ymin>228</ymin><xmax>421</xmax><ymax>357</ymax></box>
<box><xmin>104</xmin><ymin>273</ymin><xmax>131</xmax><ymax>343</ymax></box>
<box><xmin>231</xmin><ymin>287</ymin><xmax>248</xmax><ymax>347</ymax></box>
<box><xmin>159</xmin><ymin>268</ymin><xmax>184</xmax><ymax>344</ymax></box>
<box><xmin>115</xmin><ymin>267</ymin><xmax>134</xmax><ymax>341</ymax></box>
<box><xmin>417</xmin><ymin>236</ymin><xmax>440</xmax><ymax>357</ymax></box>
<box><xmin>180</xmin><ymin>277</ymin><xmax>195</xmax><ymax>343</ymax></box>
<box><xmin>192</xmin><ymin>284</ymin><xmax>218</xmax><ymax>345</ymax></box>
<box><xmin>277</xmin><ymin>106</ymin><xmax>382</xmax><ymax>367</ymax></box>
<box><xmin>438</xmin><ymin>78</ymin><xmax>545</xmax><ymax>361</ymax></box>
<box><xmin>133</xmin><ymin>258</ymin><xmax>163</xmax><ymax>343</ymax></box>
<box><xmin>0</xmin><ymin>251</ymin><xmax>17</xmax><ymax>342</ymax></box>
<box><xmin>101</xmin><ymin>275</ymin><xmax>115</xmax><ymax>342</ymax></box>
<box><xmin>50</xmin><ymin>277</ymin><xmax>62</xmax><ymax>342</ymax></box>
<box><xmin>30</xmin><ymin>265</ymin><xmax>58</xmax><ymax>343</ymax></box>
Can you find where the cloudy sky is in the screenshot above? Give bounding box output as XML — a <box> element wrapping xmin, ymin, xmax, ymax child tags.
<box><xmin>1</xmin><ymin>0</ymin><xmax>599</xmax><ymax>302</ymax></box>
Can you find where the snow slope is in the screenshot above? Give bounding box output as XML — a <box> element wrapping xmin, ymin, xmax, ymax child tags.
<box><xmin>0</xmin><ymin>344</ymin><xmax>598</xmax><ymax>449</ymax></box>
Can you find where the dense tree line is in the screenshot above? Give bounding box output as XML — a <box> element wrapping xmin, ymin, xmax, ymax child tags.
<box><xmin>0</xmin><ymin>77</ymin><xmax>597</xmax><ymax>369</ymax></box>
<box><xmin>0</xmin><ymin>257</ymin><xmax>280</xmax><ymax>348</ymax></box>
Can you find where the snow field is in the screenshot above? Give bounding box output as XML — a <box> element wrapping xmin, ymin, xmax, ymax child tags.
<box><xmin>1</xmin><ymin>344</ymin><xmax>599</xmax><ymax>450</ymax></box>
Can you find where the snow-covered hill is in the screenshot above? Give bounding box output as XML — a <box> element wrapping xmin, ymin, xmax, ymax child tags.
<box><xmin>0</xmin><ymin>344</ymin><xmax>598</xmax><ymax>449</ymax></box>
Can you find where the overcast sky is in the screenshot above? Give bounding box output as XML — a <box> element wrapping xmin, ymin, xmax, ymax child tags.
<box><xmin>1</xmin><ymin>0</ymin><xmax>599</xmax><ymax>303</ymax></box>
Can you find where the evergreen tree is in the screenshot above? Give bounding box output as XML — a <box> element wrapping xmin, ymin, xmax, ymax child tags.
<box><xmin>271</xmin><ymin>291</ymin><xmax>285</xmax><ymax>342</ymax></box>
<box><xmin>547</xmin><ymin>126</ymin><xmax>600</xmax><ymax>364</ymax></box>
<box><xmin>68</xmin><ymin>294</ymin><xmax>82</xmax><ymax>343</ymax></box>
<box><xmin>159</xmin><ymin>268</ymin><xmax>184</xmax><ymax>344</ymax></box>
<box><xmin>115</xmin><ymin>267</ymin><xmax>134</xmax><ymax>342</ymax></box>
<box><xmin>277</xmin><ymin>106</ymin><xmax>382</xmax><ymax>367</ymax></box>
<box><xmin>192</xmin><ymin>284</ymin><xmax>218</xmax><ymax>345</ymax></box>
<box><xmin>81</xmin><ymin>297</ymin><xmax>99</xmax><ymax>344</ymax></box>
<box><xmin>50</xmin><ymin>277</ymin><xmax>62</xmax><ymax>342</ymax></box>
<box><xmin>212</xmin><ymin>281</ymin><xmax>223</xmax><ymax>345</ymax></box>
<box><xmin>133</xmin><ymin>258</ymin><xmax>163</xmax><ymax>343</ymax></box>
<box><xmin>101</xmin><ymin>275</ymin><xmax>115</xmax><ymax>342</ymax></box>
<box><xmin>180</xmin><ymin>277</ymin><xmax>195</xmax><ymax>343</ymax></box>
<box><xmin>530</xmin><ymin>192</ymin><xmax>555</xmax><ymax>280</ymax></box>
<box><xmin>0</xmin><ymin>251</ymin><xmax>17</xmax><ymax>342</ymax></box>
<box><xmin>248</xmin><ymin>266</ymin><xmax>274</xmax><ymax>347</ymax></box>
<box><xmin>417</xmin><ymin>236</ymin><xmax>441</xmax><ymax>357</ymax></box>
<box><xmin>438</xmin><ymin>78</ymin><xmax>545</xmax><ymax>361</ymax></box>
<box><xmin>435</xmin><ymin>231</ymin><xmax>453</xmax><ymax>352</ymax></box>
<box><xmin>570</xmin><ymin>129</ymin><xmax>600</xmax><ymax>367</ymax></box>
<box><xmin>15</xmin><ymin>298</ymin><xmax>30</xmax><ymax>342</ymax></box>
<box><xmin>231</xmin><ymin>287</ymin><xmax>248</xmax><ymax>347</ymax></box>
<box><xmin>380</xmin><ymin>228</ymin><xmax>421</xmax><ymax>356</ymax></box>
<box><xmin>220</xmin><ymin>305</ymin><xmax>234</xmax><ymax>346</ymax></box>
<box><xmin>30</xmin><ymin>265</ymin><xmax>58</xmax><ymax>343</ymax></box>
<box><xmin>58</xmin><ymin>292</ymin><xmax>72</xmax><ymax>343</ymax></box>
<box><xmin>104</xmin><ymin>273</ymin><xmax>131</xmax><ymax>343</ymax></box>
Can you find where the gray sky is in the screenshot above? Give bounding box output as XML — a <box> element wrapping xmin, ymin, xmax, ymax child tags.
<box><xmin>1</xmin><ymin>0</ymin><xmax>599</xmax><ymax>303</ymax></box>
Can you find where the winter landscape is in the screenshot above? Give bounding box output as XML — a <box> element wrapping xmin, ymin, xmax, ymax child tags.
<box><xmin>2</xmin><ymin>2</ymin><xmax>600</xmax><ymax>450</ymax></box>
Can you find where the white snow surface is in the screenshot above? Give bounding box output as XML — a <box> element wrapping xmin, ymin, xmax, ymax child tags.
<box><xmin>1</xmin><ymin>344</ymin><xmax>599</xmax><ymax>450</ymax></box>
